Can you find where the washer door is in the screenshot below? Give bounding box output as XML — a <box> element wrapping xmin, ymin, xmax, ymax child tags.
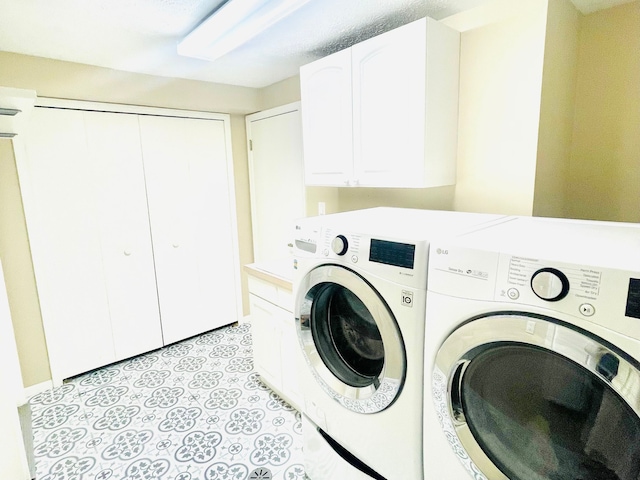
<box><xmin>433</xmin><ymin>313</ymin><xmax>640</xmax><ymax>480</ymax></box>
<box><xmin>296</xmin><ymin>265</ymin><xmax>406</xmax><ymax>413</ymax></box>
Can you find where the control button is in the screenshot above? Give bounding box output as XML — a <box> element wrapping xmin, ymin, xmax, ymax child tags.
<box><xmin>322</xmin><ymin>248</ymin><xmax>329</xmax><ymax>257</ymax></box>
<box><xmin>507</xmin><ymin>288</ymin><xmax>520</xmax><ymax>300</ymax></box>
<box><xmin>580</xmin><ymin>303</ymin><xmax>595</xmax><ymax>317</ymax></box>
<box><xmin>351</xmin><ymin>255</ymin><xmax>359</xmax><ymax>263</ymax></box>
<box><xmin>331</xmin><ymin>235</ymin><xmax>349</xmax><ymax>256</ymax></box>
<box><xmin>531</xmin><ymin>268</ymin><xmax>570</xmax><ymax>302</ymax></box>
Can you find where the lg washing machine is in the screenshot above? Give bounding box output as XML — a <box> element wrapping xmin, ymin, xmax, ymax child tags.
<box><xmin>424</xmin><ymin>216</ymin><xmax>640</xmax><ymax>479</ymax></box>
<box><xmin>292</xmin><ymin>207</ymin><xmax>505</xmax><ymax>480</ymax></box>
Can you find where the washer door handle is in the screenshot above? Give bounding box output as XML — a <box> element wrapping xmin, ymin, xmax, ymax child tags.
<box><xmin>450</xmin><ymin>360</ymin><xmax>469</xmax><ymax>426</ymax></box>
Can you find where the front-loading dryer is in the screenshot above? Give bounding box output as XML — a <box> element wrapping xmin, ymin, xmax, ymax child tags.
<box><xmin>424</xmin><ymin>216</ymin><xmax>640</xmax><ymax>479</ymax></box>
<box><xmin>292</xmin><ymin>207</ymin><xmax>506</xmax><ymax>480</ymax></box>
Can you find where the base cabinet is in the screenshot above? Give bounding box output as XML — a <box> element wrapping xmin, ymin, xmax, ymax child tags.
<box><xmin>247</xmin><ymin>274</ymin><xmax>302</xmax><ymax>410</ymax></box>
<box><xmin>16</xmin><ymin>102</ymin><xmax>240</xmax><ymax>384</ymax></box>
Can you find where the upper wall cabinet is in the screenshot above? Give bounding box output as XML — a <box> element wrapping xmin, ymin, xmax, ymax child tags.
<box><xmin>300</xmin><ymin>17</ymin><xmax>460</xmax><ymax>188</ymax></box>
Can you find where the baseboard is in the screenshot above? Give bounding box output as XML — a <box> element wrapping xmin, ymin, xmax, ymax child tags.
<box><xmin>23</xmin><ymin>380</ymin><xmax>53</xmax><ymax>401</ymax></box>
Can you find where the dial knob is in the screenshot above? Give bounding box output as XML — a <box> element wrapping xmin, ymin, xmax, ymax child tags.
<box><xmin>331</xmin><ymin>235</ymin><xmax>349</xmax><ymax>256</ymax></box>
<box><xmin>531</xmin><ymin>268</ymin><xmax>570</xmax><ymax>301</ymax></box>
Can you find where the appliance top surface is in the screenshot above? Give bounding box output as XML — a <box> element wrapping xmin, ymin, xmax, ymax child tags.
<box><xmin>450</xmin><ymin>215</ymin><xmax>640</xmax><ymax>271</ymax></box>
<box><xmin>303</xmin><ymin>207</ymin><xmax>506</xmax><ymax>240</ymax></box>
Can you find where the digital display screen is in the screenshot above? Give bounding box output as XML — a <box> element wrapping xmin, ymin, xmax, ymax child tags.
<box><xmin>625</xmin><ymin>278</ymin><xmax>640</xmax><ymax>319</ymax></box>
<box><xmin>369</xmin><ymin>239</ymin><xmax>415</xmax><ymax>269</ymax></box>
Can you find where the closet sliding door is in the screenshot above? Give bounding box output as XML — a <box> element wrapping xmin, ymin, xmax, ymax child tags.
<box><xmin>139</xmin><ymin>115</ymin><xmax>238</xmax><ymax>345</ymax></box>
<box><xmin>84</xmin><ymin>111</ymin><xmax>163</xmax><ymax>359</ymax></box>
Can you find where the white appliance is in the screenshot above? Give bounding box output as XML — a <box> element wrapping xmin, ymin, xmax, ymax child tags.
<box><xmin>292</xmin><ymin>207</ymin><xmax>505</xmax><ymax>480</ymax></box>
<box><xmin>424</xmin><ymin>216</ymin><xmax>640</xmax><ymax>479</ymax></box>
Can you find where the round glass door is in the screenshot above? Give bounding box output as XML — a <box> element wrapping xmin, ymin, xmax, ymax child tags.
<box><xmin>296</xmin><ymin>265</ymin><xmax>406</xmax><ymax>413</ymax></box>
<box><xmin>433</xmin><ymin>313</ymin><xmax>640</xmax><ymax>479</ymax></box>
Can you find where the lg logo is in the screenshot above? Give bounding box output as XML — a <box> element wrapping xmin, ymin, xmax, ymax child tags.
<box><xmin>402</xmin><ymin>290</ymin><xmax>413</xmax><ymax>307</ymax></box>
<box><xmin>436</xmin><ymin>248</ymin><xmax>449</xmax><ymax>255</ymax></box>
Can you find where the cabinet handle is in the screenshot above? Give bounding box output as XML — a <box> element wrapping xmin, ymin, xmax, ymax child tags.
<box><xmin>172</xmin><ymin>243</ymin><xmax>180</xmax><ymax>248</ymax></box>
<box><xmin>123</xmin><ymin>250</ymin><xmax>132</xmax><ymax>256</ymax></box>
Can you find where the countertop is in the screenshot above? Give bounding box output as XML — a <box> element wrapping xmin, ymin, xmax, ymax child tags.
<box><xmin>244</xmin><ymin>258</ymin><xmax>293</xmax><ymax>290</ymax></box>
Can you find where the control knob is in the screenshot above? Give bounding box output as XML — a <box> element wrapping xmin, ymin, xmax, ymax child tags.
<box><xmin>331</xmin><ymin>235</ymin><xmax>349</xmax><ymax>256</ymax></box>
<box><xmin>531</xmin><ymin>268</ymin><xmax>570</xmax><ymax>301</ymax></box>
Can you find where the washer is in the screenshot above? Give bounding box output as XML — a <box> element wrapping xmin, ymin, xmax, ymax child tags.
<box><xmin>424</xmin><ymin>216</ymin><xmax>640</xmax><ymax>479</ymax></box>
<box><xmin>292</xmin><ymin>207</ymin><xmax>505</xmax><ymax>480</ymax></box>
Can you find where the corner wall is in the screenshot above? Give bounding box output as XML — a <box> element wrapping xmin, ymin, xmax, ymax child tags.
<box><xmin>533</xmin><ymin>0</ymin><xmax>580</xmax><ymax>218</ymax></box>
<box><xmin>566</xmin><ymin>1</ymin><xmax>640</xmax><ymax>222</ymax></box>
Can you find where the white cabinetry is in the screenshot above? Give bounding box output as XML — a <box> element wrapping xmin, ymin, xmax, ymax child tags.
<box><xmin>246</xmin><ymin>270</ymin><xmax>302</xmax><ymax>410</ymax></box>
<box><xmin>17</xmin><ymin>102</ymin><xmax>240</xmax><ymax>384</ymax></box>
<box><xmin>300</xmin><ymin>17</ymin><xmax>460</xmax><ymax>188</ymax></box>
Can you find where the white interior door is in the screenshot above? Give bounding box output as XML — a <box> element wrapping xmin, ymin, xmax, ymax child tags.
<box><xmin>140</xmin><ymin>115</ymin><xmax>239</xmax><ymax>344</ymax></box>
<box><xmin>20</xmin><ymin>107</ymin><xmax>116</xmax><ymax>382</ymax></box>
<box><xmin>84</xmin><ymin>111</ymin><xmax>163</xmax><ymax>359</ymax></box>
<box><xmin>246</xmin><ymin>103</ymin><xmax>305</xmax><ymax>263</ymax></box>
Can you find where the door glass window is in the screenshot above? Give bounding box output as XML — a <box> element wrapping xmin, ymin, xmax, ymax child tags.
<box><xmin>461</xmin><ymin>344</ymin><xmax>640</xmax><ymax>480</ymax></box>
<box><xmin>311</xmin><ymin>283</ymin><xmax>384</xmax><ymax>388</ymax></box>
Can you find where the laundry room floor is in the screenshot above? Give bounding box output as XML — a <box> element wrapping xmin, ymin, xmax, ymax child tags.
<box><xmin>29</xmin><ymin>322</ymin><xmax>306</xmax><ymax>480</ymax></box>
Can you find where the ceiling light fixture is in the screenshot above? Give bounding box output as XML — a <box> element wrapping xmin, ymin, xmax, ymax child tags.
<box><xmin>178</xmin><ymin>0</ymin><xmax>311</xmax><ymax>62</ymax></box>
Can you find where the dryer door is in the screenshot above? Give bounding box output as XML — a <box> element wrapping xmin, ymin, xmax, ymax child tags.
<box><xmin>433</xmin><ymin>313</ymin><xmax>640</xmax><ymax>480</ymax></box>
<box><xmin>295</xmin><ymin>264</ymin><xmax>406</xmax><ymax>413</ymax></box>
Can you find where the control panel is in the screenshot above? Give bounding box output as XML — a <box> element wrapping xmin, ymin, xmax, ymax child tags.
<box><xmin>428</xmin><ymin>243</ymin><xmax>640</xmax><ymax>339</ymax></box>
<box><xmin>293</xmin><ymin>223</ymin><xmax>430</xmax><ymax>290</ymax></box>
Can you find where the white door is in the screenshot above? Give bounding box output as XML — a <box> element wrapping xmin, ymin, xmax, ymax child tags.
<box><xmin>351</xmin><ymin>19</ymin><xmax>426</xmax><ymax>187</ymax></box>
<box><xmin>84</xmin><ymin>111</ymin><xmax>163</xmax><ymax>359</ymax></box>
<box><xmin>300</xmin><ymin>48</ymin><xmax>353</xmax><ymax>186</ymax></box>
<box><xmin>140</xmin><ymin>115</ymin><xmax>239</xmax><ymax>344</ymax></box>
<box><xmin>20</xmin><ymin>108</ymin><xmax>116</xmax><ymax>381</ymax></box>
<box><xmin>246</xmin><ymin>103</ymin><xmax>305</xmax><ymax>263</ymax></box>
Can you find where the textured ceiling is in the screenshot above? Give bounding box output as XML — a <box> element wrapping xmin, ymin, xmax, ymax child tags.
<box><xmin>0</xmin><ymin>0</ymin><xmax>634</xmax><ymax>88</ymax></box>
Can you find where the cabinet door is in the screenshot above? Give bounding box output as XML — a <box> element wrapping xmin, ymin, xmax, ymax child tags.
<box><xmin>249</xmin><ymin>294</ymin><xmax>282</xmax><ymax>391</ymax></box>
<box><xmin>280</xmin><ymin>312</ymin><xmax>303</xmax><ymax>409</ymax></box>
<box><xmin>351</xmin><ymin>19</ymin><xmax>427</xmax><ymax>187</ymax></box>
<box><xmin>140</xmin><ymin>115</ymin><xmax>239</xmax><ymax>345</ymax></box>
<box><xmin>19</xmin><ymin>108</ymin><xmax>116</xmax><ymax>382</ymax></box>
<box><xmin>83</xmin><ymin>111</ymin><xmax>163</xmax><ymax>359</ymax></box>
<box><xmin>246</xmin><ymin>104</ymin><xmax>305</xmax><ymax>262</ymax></box>
<box><xmin>300</xmin><ymin>48</ymin><xmax>354</xmax><ymax>186</ymax></box>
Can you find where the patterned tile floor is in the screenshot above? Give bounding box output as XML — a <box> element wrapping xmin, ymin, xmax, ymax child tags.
<box><xmin>29</xmin><ymin>322</ymin><xmax>306</xmax><ymax>480</ymax></box>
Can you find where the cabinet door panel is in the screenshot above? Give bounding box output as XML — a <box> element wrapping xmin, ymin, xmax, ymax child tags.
<box><xmin>140</xmin><ymin>116</ymin><xmax>238</xmax><ymax>344</ymax></box>
<box><xmin>352</xmin><ymin>19</ymin><xmax>427</xmax><ymax>187</ymax></box>
<box><xmin>300</xmin><ymin>48</ymin><xmax>353</xmax><ymax>186</ymax></box>
<box><xmin>20</xmin><ymin>108</ymin><xmax>115</xmax><ymax>381</ymax></box>
<box><xmin>83</xmin><ymin>111</ymin><xmax>163</xmax><ymax>360</ymax></box>
<box><xmin>249</xmin><ymin>294</ymin><xmax>282</xmax><ymax>390</ymax></box>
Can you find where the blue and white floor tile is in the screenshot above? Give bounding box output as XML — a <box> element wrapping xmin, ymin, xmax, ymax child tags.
<box><xmin>30</xmin><ymin>323</ymin><xmax>307</xmax><ymax>480</ymax></box>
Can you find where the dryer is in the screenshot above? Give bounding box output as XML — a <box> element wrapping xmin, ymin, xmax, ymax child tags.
<box><xmin>292</xmin><ymin>207</ymin><xmax>505</xmax><ymax>480</ymax></box>
<box><xmin>424</xmin><ymin>216</ymin><xmax>640</xmax><ymax>479</ymax></box>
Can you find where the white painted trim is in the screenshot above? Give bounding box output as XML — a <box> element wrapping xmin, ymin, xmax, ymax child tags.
<box><xmin>23</xmin><ymin>380</ymin><xmax>53</xmax><ymax>402</ymax></box>
<box><xmin>246</xmin><ymin>101</ymin><xmax>301</xmax><ymax>122</ymax></box>
<box><xmin>34</xmin><ymin>97</ymin><xmax>230</xmax><ymax>122</ymax></box>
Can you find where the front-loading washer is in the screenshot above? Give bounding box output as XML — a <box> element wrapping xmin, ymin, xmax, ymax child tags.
<box><xmin>424</xmin><ymin>216</ymin><xmax>640</xmax><ymax>479</ymax></box>
<box><xmin>292</xmin><ymin>207</ymin><xmax>506</xmax><ymax>480</ymax></box>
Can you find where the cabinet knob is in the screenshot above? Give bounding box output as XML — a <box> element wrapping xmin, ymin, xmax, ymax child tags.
<box><xmin>172</xmin><ymin>243</ymin><xmax>180</xmax><ymax>248</ymax></box>
<box><xmin>124</xmin><ymin>249</ymin><xmax>132</xmax><ymax>256</ymax></box>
